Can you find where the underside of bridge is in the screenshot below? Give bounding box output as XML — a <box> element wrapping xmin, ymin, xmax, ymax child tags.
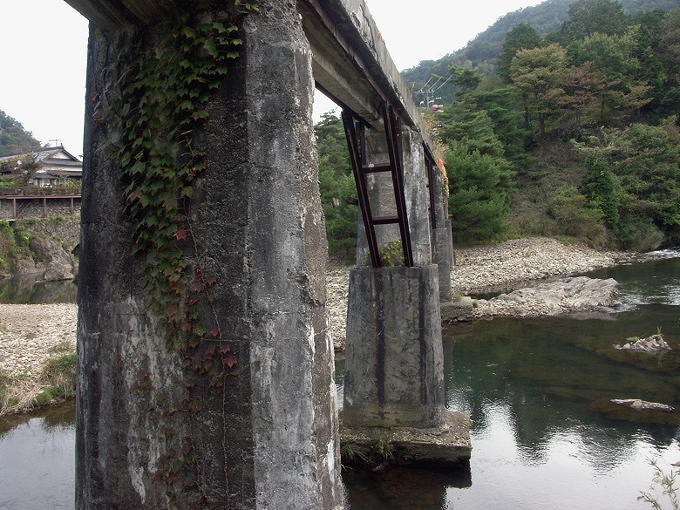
<box><xmin>65</xmin><ymin>0</ymin><xmax>468</xmax><ymax>508</ymax></box>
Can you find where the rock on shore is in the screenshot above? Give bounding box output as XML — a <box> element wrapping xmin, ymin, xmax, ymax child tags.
<box><xmin>450</xmin><ymin>237</ymin><xmax>632</xmax><ymax>295</ymax></box>
<box><xmin>471</xmin><ymin>276</ymin><xmax>619</xmax><ymax>318</ymax></box>
<box><xmin>329</xmin><ymin>237</ymin><xmax>632</xmax><ymax>348</ymax></box>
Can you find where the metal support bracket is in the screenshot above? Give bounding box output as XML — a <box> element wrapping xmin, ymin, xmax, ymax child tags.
<box><xmin>342</xmin><ymin>104</ymin><xmax>414</xmax><ymax>267</ymax></box>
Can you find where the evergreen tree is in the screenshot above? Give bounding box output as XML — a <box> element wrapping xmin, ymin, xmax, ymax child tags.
<box><xmin>445</xmin><ymin>142</ymin><xmax>515</xmax><ymax>244</ymax></box>
<box><xmin>438</xmin><ymin>101</ymin><xmax>506</xmax><ymax>157</ymax></box>
<box><xmin>581</xmin><ymin>149</ymin><xmax>620</xmax><ymax>227</ymax></box>
<box><xmin>609</xmin><ymin>123</ymin><xmax>680</xmax><ymax>246</ymax></box>
<box><xmin>560</xmin><ymin>0</ymin><xmax>630</xmax><ymax>41</ymax></box>
<box><xmin>447</xmin><ymin>64</ymin><xmax>483</xmax><ymax>96</ymax></box>
<box><xmin>314</xmin><ymin>112</ymin><xmax>358</xmax><ymax>258</ymax></box>
<box><xmin>497</xmin><ymin>23</ymin><xmax>543</xmax><ymax>84</ymax></box>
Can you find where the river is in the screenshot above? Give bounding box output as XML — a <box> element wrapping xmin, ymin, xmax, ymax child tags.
<box><xmin>0</xmin><ymin>252</ymin><xmax>678</xmax><ymax>509</ymax></box>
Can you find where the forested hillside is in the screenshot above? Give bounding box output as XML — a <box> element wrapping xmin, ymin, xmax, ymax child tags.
<box><xmin>403</xmin><ymin>0</ymin><xmax>680</xmax><ymax>106</ymax></box>
<box><xmin>0</xmin><ymin>110</ymin><xmax>42</xmax><ymax>156</ymax></box>
<box><xmin>317</xmin><ymin>0</ymin><xmax>680</xmax><ymax>256</ymax></box>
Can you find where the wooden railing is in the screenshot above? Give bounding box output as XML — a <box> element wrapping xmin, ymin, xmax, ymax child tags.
<box><xmin>0</xmin><ymin>185</ymin><xmax>82</xmax><ymax>197</ymax></box>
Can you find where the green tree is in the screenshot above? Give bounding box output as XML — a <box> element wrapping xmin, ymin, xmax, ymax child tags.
<box><xmin>510</xmin><ymin>43</ymin><xmax>569</xmax><ymax>135</ymax></box>
<box><xmin>609</xmin><ymin>123</ymin><xmax>680</xmax><ymax>246</ymax></box>
<box><xmin>581</xmin><ymin>149</ymin><xmax>620</xmax><ymax>226</ymax></box>
<box><xmin>657</xmin><ymin>8</ymin><xmax>680</xmax><ymax>87</ymax></box>
<box><xmin>447</xmin><ymin>64</ymin><xmax>483</xmax><ymax>96</ymax></box>
<box><xmin>569</xmin><ymin>28</ymin><xmax>653</xmax><ymax>123</ymax></box>
<box><xmin>560</xmin><ymin>0</ymin><xmax>630</xmax><ymax>41</ymax></box>
<box><xmin>438</xmin><ymin>100</ymin><xmax>506</xmax><ymax>157</ymax></box>
<box><xmin>497</xmin><ymin>23</ymin><xmax>543</xmax><ymax>84</ymax></box>
<box><xmin>445</xmin><ymin>142</ymin><xmax>515</xmax><ymax>244</ymax></box>
<box><xmin>314</xmin><ymin>112</ymin><xmax>358</xmax><ymax>258</ymax></box>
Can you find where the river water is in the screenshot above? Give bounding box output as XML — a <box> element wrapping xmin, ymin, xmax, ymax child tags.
<box><xmin>0</xmin><ymin>252</ymin><xmax>678</xmax><ymax>509</ymax></box>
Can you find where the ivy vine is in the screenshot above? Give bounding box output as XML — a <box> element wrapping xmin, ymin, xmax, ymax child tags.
<box><xmin>99</xmin><ymin>0</ymin><xmax>259</xmax><ymax>505</ymax></box>
<box><xmin>111</xmin><ymin>2</ymin><xmax>256</xmax><ymax>348</ymax></box>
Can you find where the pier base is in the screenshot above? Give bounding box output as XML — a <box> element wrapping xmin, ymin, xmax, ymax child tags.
<box><xmin>342</xmin><ymin>265</ymin><xmax>470</xmax><ymax>466</ymax></box>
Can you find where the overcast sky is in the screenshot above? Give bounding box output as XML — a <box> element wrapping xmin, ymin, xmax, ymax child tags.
<box><xmin>0</xmin><ymin>0</ymin><xmax>543</xmax><ymax>156</ymax></box>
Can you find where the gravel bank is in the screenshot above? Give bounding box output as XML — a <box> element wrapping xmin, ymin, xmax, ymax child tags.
<box><xmin>328</xmin><ymin>237</ymin><xmax>634</xmax><ymax>349</ymax></box>
<box><xmin>0</xmin><ymin>238</ymin><xmax>634</xmax><ymax>380</ymax></box>
<box><xmin>450</xmin><ymin>237</ymin><xmax>633</xmax><ymax>295</ymax></box>
<box><xmin>0</xmin><ymin>304</ymin><xmax>77</xmax><ymax>378</ymax></box>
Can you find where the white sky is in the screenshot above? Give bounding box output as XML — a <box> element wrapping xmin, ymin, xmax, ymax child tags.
<box><xmin>0</xmin><ymin>0</ymin><xmax>543</xmax><ymax>156</ymax></box>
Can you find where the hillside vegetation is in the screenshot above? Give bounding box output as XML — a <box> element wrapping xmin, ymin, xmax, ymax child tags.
<box><xmin>403</xmin><ymin>0</ymin><xmax>680</xmax><ymax>106</ymax></box>
<box><xmin>317</xmin><ymin>0</ymin><xmax>680</xmax><ymax>255</ymax></box>
<box><xmin>0</xmin><ymin>109</ymin><xmax>42</xmax><ymax>157</ymax></box>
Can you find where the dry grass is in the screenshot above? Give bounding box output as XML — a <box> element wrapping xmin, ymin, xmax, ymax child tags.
<box><xmin>0</xmin><ymin>344</ymin><xmax>76</xmax><ymax>417</ymax></box>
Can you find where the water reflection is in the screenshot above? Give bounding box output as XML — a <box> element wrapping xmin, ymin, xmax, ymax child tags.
<box><xmin>0</xmin><ymin>401</ymin><xmax>75</xmax><ymax>510</ymax></box>
<box><xmin>343</xmin><ymin>254</ymin><xmax>680</xmax><ymax>509</ymax></box>
<box><xmin>0</xmin><ymin>276</ymin><xmax>77</xmax><ymax>304</ymax></box>
<box><xmin>343</xmin><ymin>464</ymin><xmax>471</xmax><ymax>510</ymax></box>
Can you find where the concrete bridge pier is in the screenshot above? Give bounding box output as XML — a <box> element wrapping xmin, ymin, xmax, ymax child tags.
<box><xmin>431</xmin><ymin>162</ymin><xmax>455</xmax><ymax>302</ymax></box>
<box><xmin>341</xmin><ymin>123</ymin><xmax>470</xmax><ymax>465</ymax></box>
<box><xmin>75</xmin><ymin>3</ymin><xmax>342</xmax><ymax>508</ymax></box>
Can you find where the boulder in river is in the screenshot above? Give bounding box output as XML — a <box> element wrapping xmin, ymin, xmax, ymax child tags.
<box><xmin>473</xmin><ymin>276</ymin><xmax>619</xmax><ymax>318</ymax></box>
<box><xmin>614</xmin><ymin>334</ymin><xmax>671</xmax><ymax>352</ymax></box>
<box><xmin>610</xmin><ymin>398</ymin><xmax>675</xmax><ymax>412</ymax></box>
<box><xmin>590</xmin><ymin>398</ymin><xmax>680</xmax><ymax>425</ymax></box>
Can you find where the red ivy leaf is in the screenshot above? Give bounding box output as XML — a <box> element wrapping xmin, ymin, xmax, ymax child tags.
<box><xmin>182</xmin><ymin>443</ymin><xmax>192</xmax><ymax>456</ymax></box>
<box><xmin>209</xmin><ymin>328</ymin><xmax>220</xmax><ymax>338</ymax></box>
<box><xmin>190</xmin><ymin>282</ymin><xmax>204</xmax><ymax>293</ymax></box>
<box><xmin>219</xmin><ymin>345</ymin><xmax>230</xmax><ymax>354</ymax></box>
<box><xmin>181</xmin><ymin>390</ymin><xmax>191</xmax><ymax>402</ymax></box>
<box><xmin>128</xmin><ymin>190</ymin><xmax>141</xmax><ymax>203</ymax></box>
<box><xmin>204</xmin><ymin>275</ymin><xmax>217</xmax><ymax>286</ymax></box>
<box><xmin>187</xmin><ymin>297</ymin><xmax>199</xmax><ymax>306</ymax></box>
<box><xmin>223</xmin><ymin>353</ymin><xmax>237</xmax><ymax>368</ymax></box>
<box><xmin>175</xmin><ymin>229</ymin><xmax>187</xmax><ymax>241</ymax></box>
<box><xmin>136</xmin><ymin>370</ymin><xmax>149</xmax><ymax>381</ymax></box>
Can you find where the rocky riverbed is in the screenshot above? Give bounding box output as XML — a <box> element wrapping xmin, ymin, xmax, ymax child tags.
<box><xmin>328</xmin><ymin>237</ymin><xmax>634</xmax><ymax>348</ymax></box>
<box><xmin>0</xmin><ymin>237</ymin><xmax>634</xmax><ymax>386</ymax></box>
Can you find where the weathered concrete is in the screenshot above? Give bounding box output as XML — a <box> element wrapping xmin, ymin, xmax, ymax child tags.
<box><xmin>434</xmin><ymin>220</ymin><xmax>455</xmax><ymax>301</ymax></box>
<box><xmin>340</xmin><ymin>411</ymin><xmax>472</xmax><ymax>465</ymax></box>
<box><xmin>65</xmin><ymin>0</ymin><xmax>462</xmax><ymax>503</ymax></box>
<box><xmin>76</xmin><ymin>3</ymin><xmax>341</xmax><ymax>509</ymax></box>
<box><xmin>298</xmin><ymin>0</ymin><xmax>428</xmax><ymax>134</ymax></box>
<box><xmin>430</xmin><ymin>161</ymin><xmax>454</xmax><ymax>300</ymax></box>
<box><xmin>343</xmin><ymin>266</ymin><xmax>445</xmax><ymax>428</ymax></box>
